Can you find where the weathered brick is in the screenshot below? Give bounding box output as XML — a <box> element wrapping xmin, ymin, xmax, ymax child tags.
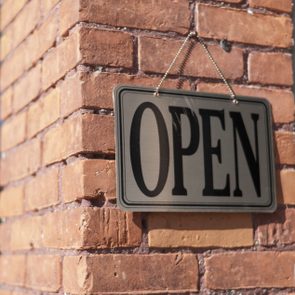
<box><xmin>205</xmin><ymin>252</ymin><xmax>295</xmax><ymax>289</ymax></box>
<box><xmin>0</xmin><ymin>87</ymin><xmax>13</xmax><ymax>119</ymax></box>
<box><xmin>0</xmin><ymin>184</ymin><xmax>24</xmax><ymax>217</ymax></box>
<box><xmin>249</xmin><ymin>52</ymin><xmax>293</xmax><ymax>86</ymax></box>
<box><xmin>249</xmin><ymin>0</ymin><xmax>293</xmax><ymax>13</ymax></box>
<box><xmin>1</xmin><ymin>138</ymin><xmax>41</xmax><ymax>185</ymax></box>
<box><xmin>60</xmin><ymin>0</ymin><xmax>80</xmax><ymax>36</ymax></box>
<box><xmin>0</xmin><ymin>0</ymin><xmax>27</xmax><ymax>30</ymax></box>
<box><xmin>79</xmin><ymin>72</ymin><xmax>190</xmax><ymax>112</ymax></box>
<box><xmin>148</xmin><ymin>213</ymin><xmax>253</xmax><ymax>248</ymax></box>
<box><xmin>27</xmin><ymin>87</ymin><xmax>60</xmax><ymax>138</ymax></box>
<box><xmin>42</xmin><ymin>207</ymin><xmax>141</xmax><ymax>249</ymax></box>
<box><xmin>79</xmin><ymin>0</ymin><xmax>190</xmax><ymax>34</ymax></box>
<box><xmin>197</xmin><ymin>82</ymin><xmax>295</xmax><ymax>124</ymax></box>
<box><xmin>13</xmin><ymin>63</ymin><xmax>41</xmax><ymax>112</ymax></box>
<box><xmin>0</xmin><ymin>255</ymin><xmax>26</xmax><ymax>286</ymax></box>
<box><xmin>25</xmin><ymin>167</ymin><xmax>59</xmax><ymax>211</ymax></box>
<box><xmin>63</xmin><ymin>254</ymin><xmax>198</xmax><ymax>293</ymax></box>
<box><xmin>275</xmin><ymin>131</ymin><xmax>295</xmax><ymax>165</ymax></box>
<box><xmin>255</xmin><ymin>208</ymin><xmax>295</xmax><ymax>246</ymax></box>
<box><xmin>12</xmin><ymin>0</ymin><xmax>40</xmax><ymax>49</ymax></box>
<box><xmin>26</xmin><ymin>255</ymin><xmax>61</xmax><ymax>292</ymax></box>
<box><xmin>62</xmin><ymin>159</ymin><xmax>115</xmax><ymax>202</ymax></box>
<box><xmin>10</xmin><ymin>216</ymin><xmax>42</xmax><ymax>250</ymax></box>
<box><xmin>42</xmin><ymin>30</ymin><xmax>81</xmax><ymax>91</ymax></box>
<box><xmin>278</xmin><ymin>169</ymin><xmax>295</xmax><ymax>204</ymax></box>
<box><xmin>196</xmin><ymin>4</ymin><xmax>292</xmax><ymax>48</ymax></box>
<box><xmin>1</xmin><ymin>111</ymin><xmax>26</xmax><ymax>151</ymax></box>
<box><xmin>217</xmin><ymin>0</ymin><xmax>242</xmax><ymax>2</ymax></box>
<box><xmin>139</xmin><ymin>36</ymin><xmax>243</xmax><ymax>79</ymax></box>
<box><xmin>80</xmin><ymin>28</ymin><xmax>133</xmax><ymax>68</ymax></box>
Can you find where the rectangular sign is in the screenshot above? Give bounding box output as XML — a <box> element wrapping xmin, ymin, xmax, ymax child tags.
<box><xmin>114</xmin><ymin>86</ymin><xmax>276</xmax><ymax>212</ymax></box>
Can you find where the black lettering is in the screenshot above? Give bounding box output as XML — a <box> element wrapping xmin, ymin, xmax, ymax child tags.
<box><xmin>130</xmin><ymin>102</ymin><xmax>169</xmax><ymax>197</ymax></box>
<box><xmin>169</xmin><ymin>107</ymin><xmax>199</xmax><ymax>195</ymax></box>
<box><xmin>199</xmin><ymin>109</ymin><xmax>230</xmax><ymax>196</ymax></box>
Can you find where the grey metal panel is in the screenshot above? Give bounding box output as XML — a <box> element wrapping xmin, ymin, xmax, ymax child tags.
<box><xmin>113</xmin><ymin>85</ymin><xmax>277</xmax><ymax>212</ymax></box>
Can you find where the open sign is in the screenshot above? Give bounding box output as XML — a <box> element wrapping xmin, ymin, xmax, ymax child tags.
<box><xmin>114</xmin><ymin>86</ymin><xmax>276</xmax><ymax>212</ymax></box>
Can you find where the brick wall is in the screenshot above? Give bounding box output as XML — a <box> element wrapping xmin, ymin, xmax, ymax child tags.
<box><xmin>0</xmin><ymin>0</ymin><xmax>294</xmax><ymax>294</ymax></box>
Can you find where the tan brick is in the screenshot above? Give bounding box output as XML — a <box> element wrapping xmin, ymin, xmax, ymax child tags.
<box><xmin>0</xmin><ymin>255</ymin><xmax>26</xmax><ymax>286</ymax></box>
<box><xmin>278</xmin><ymin>169</ymin><xmax>295</xmax><ymax>204</ymax></box>
<box><xmin>12</xmin><ymin>0</ymin><xmax>40</xmax><ymax>49</ymax></box>
<box><xmin>62</xmin><ymin>159</ymin><xmax>115</xmax><ymax>203</ymax></box>
<box><xmin>26</xmin><ymin>255</ymin><xmax>61</xmax><ymax>292</ymax></box>
<box><xmin>249</xmin><ymin>52</ymin><xmax>293</xmax><ymax>86</ymax></box>
<box><xmin>0</xmin><ymin>0</ymin><xmax>27</xmax><ymax>30</ymax></box>
<box><xmin>25</xmin><ymin>167</ymin><xmax>59</xmax><ymax>211</ymax></box>
<box><xmin>0</xmin><ymin>87</ymin><xmax>13</xmax><ymax>119</ymax></box>
<box><xmin>41</xmin><ymin>0</ymin><xmax>60</xmax><ymax>14</ymax></box>
<box><xmin>79</xmin><ymin>0</ymin><xmax>190</xmax><ymax>34</ymax></box>
<box><xmin>13</xmin><ymin>63</ymin><xmax>41</xmax><ymax>112</ymax></box>
<box><xmin>0</xmin><ymin>26</ymin><xmax>13</xmax><ymax>60</ymax></box>
<box><xmin>255</xmin><ymin>208</ymin><xmax>295</xmax><ymax>246</ymax></box>
<box><xmin>27</xmin><ymin>87</ymin><xmax>60</xmax><ymax>138</ymax></box>
<box><xmin>23</xmin><ymin>31</ymin><xmax>40</xmax><ymax>70</ymax></box>
<box><xmin>148</xmin><ymin>213</ymin><xmax>253</xmax><ymax>248</ymax></box>
<box><xmin>197</xmin><ymin>82</ymin><xmax>295</xmax><ymax>124</ymax></box>
<box><xmin>1</xmin><ymin>111</ymin><xmax>26</xmax><ymax>151</ymax></box>
<box><xmin>0</xmin><ymin>290</ymin><xmax>12</xmax><ymax>295</ymax></box>
<box><xmin>205</xmin><ymin>252</ymin><xmax>295</xmax><ymax>289</ymax></box>
<box><xmin>0</xmin><ymin>223</ymin><xmax>12</xmax><ymax>252</ymax></box>
<box><xmin>249</xmin><ymin>0</ymin><xmax>293</xmax><ymax>13</ymax></box>
<box><xmin>1</xmin><ymin>138</ymin><xmax>41</xmax><ymax>185</ymax></box>
<box><xmin>10</xmin><ymin>216</ymin><xmax>42</xmax><ymax>250</ymax></box>
<box><xmin>196</xmin><ymin>4</ymin><xmax>292</xmax><ymax>48</ymax></box>
<box><xmin>0</xmin><ymin>184</ymin><xmax>24</xmax><ymax>217</ymax></box>
<box><xmin>80</xmin><ymin>72</ymin><xmax>191</xmax><ymax>111</ymax></box>
<box><xmin>80</xmin><ymin>28</ymin><xmax>133</xmax><ymax>68</ymax></box>
<box><xmin>42</xmin><ymin>30</ymin><xmax>81</xmax><ymax>91</ymax></box>
<box><xmin>42</xmin><ymin>207</ymin><xmax>141</xmax><ymax>249</ymax></box>
<box><xmin>275</xmin><ymin>131</ymin><xmax>295</xmax><ymax>165</ymax></box>
<box><xmin>63</xmin><ymin>254</ymin><xmax>198</xmax><ymax>293</ymax></box>
<box><xmin>139</xmin><ymin>36</ymin><xmax>243</xmax><ymax>79</ymax></box>
<box><xmin>60</xmin><ymin>0</ymin><xmax>80</xmax><ymax>36</ymax></box>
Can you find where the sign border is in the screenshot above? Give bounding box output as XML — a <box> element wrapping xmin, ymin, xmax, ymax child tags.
<box><xmin>114</xmin><ymin>85</ymin><xmax>277</xmax><ymax>213</ymax></box>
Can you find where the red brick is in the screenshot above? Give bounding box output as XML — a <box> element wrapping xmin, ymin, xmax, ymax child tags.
<box><xmin>42</xmin><ymin>207</ymin><xmax>141</xmax><ymax>249</ymax></box>
<box><xmin>255</xmin><ymin>208</ymin><xmax>295</xmax><ymax>246</ymax></box>
<box><xmin>63</xmin><ymin>254</ymin><xmax>198</xmax><ymax>293</ymax></box>
<box><xmin>0</xmin><ymin>255</ymin><xmax>26</xmax><ymax>286</ymax></box>
<box><xmin>27</xmin><ymin>87</ymin><xmax>60</xmax><ymax>138</ymax></box>
<box><xmin>249</xmin><ymin>0</ymin><xmax>293</xmax><ymax>13</ymax></box>
<box><xmin>62</xmin><ymin>159</ymin><xmax>116</xmax><ymax>203</ymax></box>
<box><xmin>278</xmin><ymin>169</ymin><xmax>295</xmax><ymax>204</ymax></box>
<box><xmin>148</xmin><ymin>213</ymin><xmax>253</xmax><ymax>248</ymax></box>
<box><xmin>60</xmin><ymin>0</ymin><xmax>80</xmax><ymax>36</ymax></box>
<box><xmin>13</xmin><ymin>63</ymin><xmax>41</xmax><ymax>112</ymax></box>
<box><xmin>197</xmin><ymin>82</ymin><xmax>295</xmax><ymax>124</ymax></box>
<box><xmin>42</xmin><ymin>30</ymin><xmax>81</xmax><ymax>91</ymax></box>
<box><xmin>0</xmin><ymin>184</ymin><xmax>24</xmax><ymax>217</ymax></box>
<box><xmin>0</xmin><ymin>87</ymin><xmax>13</xmax><ymax>119</ymax></box>
<box><xmin>249</xmin><ymin>52</ymin><xmax>293</xmax><ymax>86</ymax></box>
<box><xmin>10</xmin><ymin>216</ymin><xmax>42</xmax><ymax>250</ymax></box>
<box><xmin>1</xmin><ymin>138</ymin><xmax>41</xmax><ymax>185</ymax></box>
<box><xmin>139</xmin><ymin>36</ymin><xmax>243</xmax><ymax>79</ymax></box>
<box><xmin>0</xmin><ymin>0</ymin><xmax>27</xmax><ymax>30</ymax></box>
<box><xmin>12</xmin><ymin>0</ymin><xmax>40</xmax><ymax>49</ymax></box>
<box><xmin>275</xmin><ymin>131</ymin><xmax>295</xmax><ymax>165</ymax></box>
<box><xmin>79</xmin><ymin>72</ymin><xmax>191</xmax><ymax>111</ymax></box>
<box><xmin>1</xmin><ymin>111</ymin><xmax>26</xmax><ymax>151</ymax></box>
<box><xmin>25</xmin><ymin>167</ymin><xmax>59</xmax><ymax>211</ymax></box>
<box><xmin>205</xmin><ymin>252</ymin><xmax>295</xmax><ymax>289</ymax></box>
<box><xmin>196</xmin><ymin>4</ymin><xmax>292</xmax><ymax>48</ymax></box>
<box><xmin>80</xmin><ymin>28</ymin><xmax>133</xmax><ymax>68</ymax></box>
<box><xmin>79</xmin><ymin>0</ymin><xmax>190</xmax><ymax>34</ymax></box>
<box><xmin>26</xmin><ymin>255</ymin><xmax>61</xmax><ymax>292</ymax></box>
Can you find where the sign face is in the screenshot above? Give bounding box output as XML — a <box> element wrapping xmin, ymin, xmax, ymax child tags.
<box><xmin>114</xmin><ymin>86</ymin><xmax>276</xmax><ymax>212</ymax></box>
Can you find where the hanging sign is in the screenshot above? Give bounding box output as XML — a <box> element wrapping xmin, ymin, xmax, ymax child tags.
<box><xmin>114</xmin><ymin>86</ymin><xmax>276</xmax><ymax>212</ymax></box>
